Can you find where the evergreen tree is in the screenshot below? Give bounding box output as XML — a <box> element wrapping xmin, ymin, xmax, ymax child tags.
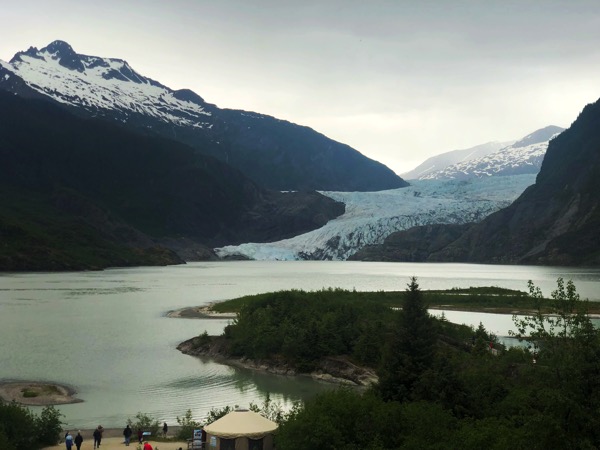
<box><xmin>377</xmin><ymin>277</ymin><xmax>436</xmax><ymax>401</ymax></box>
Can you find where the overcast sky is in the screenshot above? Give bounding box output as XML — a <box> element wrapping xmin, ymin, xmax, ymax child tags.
<box><xmin>2</xmin><ymin>0</ymin><xmax>600</xmax><ymax>174</ymax></box>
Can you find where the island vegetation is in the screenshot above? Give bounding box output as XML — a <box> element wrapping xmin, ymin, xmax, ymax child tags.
<box><xmin>178</xmin><ymin>277</ymin><xmax>600</xmax><ymax>448</ymax></box>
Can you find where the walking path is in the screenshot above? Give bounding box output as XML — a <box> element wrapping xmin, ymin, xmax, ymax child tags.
<box><xmin>43</xmin><ymin>436</ymin><xmax>188</xmax><ymax>450</ymax></box>
<box><xmin>43</xmin><ymin>428</ymin><xmax>188</xmax><ymax>450</ymax></box>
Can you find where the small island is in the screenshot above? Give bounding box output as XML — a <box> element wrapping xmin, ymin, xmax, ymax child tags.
<box><xmin>0</xmin><ymin>381</ymin><xmax>82</xmax><ymax>406</ymax></box>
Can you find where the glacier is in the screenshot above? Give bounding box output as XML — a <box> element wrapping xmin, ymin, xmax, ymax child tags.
<box><xmin>215</xmin><ymin>174</ymin><xmax>536</xmax><ymax>261</ymax></box>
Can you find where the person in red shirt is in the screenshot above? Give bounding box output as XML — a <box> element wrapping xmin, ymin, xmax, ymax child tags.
<box><xmin>143</xmin><ymin>442</ymin><xmax>153</xmax><ymax>450</ymax></box>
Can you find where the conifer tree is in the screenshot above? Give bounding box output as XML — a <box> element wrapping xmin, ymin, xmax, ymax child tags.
<box><xmin>377</xmin><ymin>276</ymin><xmax>436</xmax><ymax>401</ymax></box>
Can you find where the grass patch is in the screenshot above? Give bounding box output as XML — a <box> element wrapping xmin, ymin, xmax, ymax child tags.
<box><xmin>20</xmin><ymin>384</ymin><xmax>62</xmax><ymax>398</ymax></box>
<box><xmin>21</xmin><ymin>389</ymin><xmax>39</xmax><ymax>398</ymax></box>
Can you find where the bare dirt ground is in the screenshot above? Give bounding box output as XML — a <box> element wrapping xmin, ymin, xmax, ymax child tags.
<box><xmin>0</xmin><ymin>381</ymin><xmax>82</xmax><ymax>405</ymax></box>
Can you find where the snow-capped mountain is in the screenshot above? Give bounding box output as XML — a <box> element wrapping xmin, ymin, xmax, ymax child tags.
<box><xmin>215</xmin><ymin>174</ymin><xmax>536</xmax><ymax>261</ymax></box>
<box><xmin>3</xmin><ymin>40</ymin><xmax>213</xmax><ymax>128</ymax></box>
<box><xmin>401</xmin><ymin>141</ymin><xmax>513</xmax><ymax>180</ymax></box>
<box><xmin>0</xmin><ymin>40</ymin><xmax>406</xmax><ymax>192</ymax></box>
<box><xmin>418</xmin><ymin>126</ymin><xmax>564</xmax><ymax>180</ymax></box>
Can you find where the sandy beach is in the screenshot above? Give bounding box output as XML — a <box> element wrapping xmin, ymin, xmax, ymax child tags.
<box><xmin>42</xmin><ymin>428</ymin><xmax>188</xmax><ymax>450</ymax></box>
<box><xmin>42</xmin><ymin>435</ymin><xmax>188</xmax><ymax>450</ymax></box>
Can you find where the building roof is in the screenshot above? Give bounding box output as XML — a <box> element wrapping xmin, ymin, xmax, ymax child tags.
<box><xmin>203</xmin><ymin>409</ymin><xmax>278</xmax><ymax>440</ymax></box>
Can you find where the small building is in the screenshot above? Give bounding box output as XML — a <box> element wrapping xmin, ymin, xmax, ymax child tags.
<box><xmin>203</xmin><ymin>409</ymin><xmax>278</xmax><ymax>450</ymax></box>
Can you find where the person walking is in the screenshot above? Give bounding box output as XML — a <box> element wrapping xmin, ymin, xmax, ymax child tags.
<box><xmin>65</xmin><ymin>431</ymin><xmax>74</xmax><ymax>450</ymax></box>
<box><xmin>123</xmin><ymin>424</ymin><xmax>133</xmax><ymax>446</ymax></box>
<box><xmin>74</xmin><ymin>431</ymin><xmax>83</xmax><ymax>450</ymax></box>
<box><xmin>93</xmin><ymin>425</ymin><xmax>103</xmax><ymax>449</ymax></box>
<box><xmin>162</xmin><ymin>422</ymin><xmax>168</xmax><ymax>438</ymax></box>
<box><xmin>137</xmin><ymin>428</ymin><xmax>144</xmax><ymax>444</ymax></box>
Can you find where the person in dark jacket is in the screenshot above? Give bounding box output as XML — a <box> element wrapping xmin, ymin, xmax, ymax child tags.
<box><xmin>93</xmin><ymin>425</ymin><xmax>103</xmax><ymax>448</ymax></box>
<box><xmin>123</xmin><ymin>425</ymin><xmax>133</xmax><ymax>446</ymax></box>
<box><xmin>74</xmin><ymin>431</ymin><xmax>83</xmax><ymax>450</ymax></box>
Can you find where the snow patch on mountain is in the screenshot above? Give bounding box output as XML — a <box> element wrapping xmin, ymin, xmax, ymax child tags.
<box><xmin>215</xmin><ymin>175</ymin><xmax>536</xmax><ymax>261</ymax></box>
<box><xmin>401</xmin><ymin>141</ymin><xmax>513</xmax><ymax>180</ymax></box>
<box><xmin>419</xmin><ymin>126</ymin><xmax>564</xmax><ymax>180</ymax></box>
<box><xmin>4</xmin><ymin>41</ymin><xmax>211</xmax><ymax>128</ymax></box>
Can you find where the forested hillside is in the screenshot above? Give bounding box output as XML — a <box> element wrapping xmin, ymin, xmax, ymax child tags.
<box><xmin>0</xmin><ymin>92</ymin><xmax>343</xmax><ymax>270</ymax></box>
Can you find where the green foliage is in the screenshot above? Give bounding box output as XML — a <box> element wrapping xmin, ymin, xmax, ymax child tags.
<box><xmin>222</xmin><ymin>288</ymin><xmax>392</xmax><ymax>369</ymax></box>
<box><xmin>0</xmin><ymin>429</ymin><xmax>16</xmax><ymax>450</ymax></box>
<box><xmin>20</xmin><ymin>389</ymin><xmax>38</xmax><ymax>398</ymax></box>
<box><xmin>0</xmin><ymin>401</ymin><xmax>63</xmax><ymax>450</ymax></box>
<box><xmin>127</xmin><ymin>412</ymin><xmax>160</xmax><ymax>436</ymax></box>
<box><xmin>273</xmin><ymin>278</ymin><xmax>600</xmax><ymax>449</ymax></box>
<box><xmin>211</xmin><ymin>285</ymin><xmax>542</xmax><ymax>315</ymax></box>
<box><xmin>248</xmin><ymin>393</ymin><xmax>291</xmax><ymax>425</ymax></box>
<box><xmin>509</xmin><ymin>278</ymin><xmax>600</xmax><ymax>447</ymax></box>
<box><xmin>377</xmin><ymin>277</ymin><xmax>436</xmax><ymax>402</ymax></box>
<box><xmin>192</xmin><ymin>331</ymin><xmax>211</xmax><ymax>349</ymax></box>
<box><xmin>35</xmin><ymin>406</ymin><xmax>64</xmax><ymax>446</ymax></box>
<box><xmin>176</xmin><ymin>409</ymin><xmax>202</xmax><ymax>440</ymax></box>
<box><xmin>277</xmin><ymin>389</ymin><xmax>461</xmax><ymax>450</ymax></box>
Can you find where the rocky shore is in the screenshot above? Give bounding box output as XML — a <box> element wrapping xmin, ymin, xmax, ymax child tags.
<box><xmin>176</xmin><ymin>335</ymin><xmax>378</xmax><ymax>387</ymax></box>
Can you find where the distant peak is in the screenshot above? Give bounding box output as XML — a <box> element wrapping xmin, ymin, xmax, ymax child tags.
<box><xmin>173</xmin><ymin>89</ymin><xmax>205</xmax><ymax>105</ymax></box>
<box><xmin>42</xmin><ymin>40</ymin><xmax>76</xmax><ymax>55</ymax></box>
<box><xmin>513</xmin><ymin>125</ymin><xmax>565</xmax><ymax>148</ymax></box>
<box><xmin>39</xmin><ymin>40</ymin><xmax>85</xmax><ymax>73</ymax></box>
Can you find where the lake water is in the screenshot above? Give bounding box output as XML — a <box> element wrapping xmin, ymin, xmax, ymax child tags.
<box><xmin>1</xmin><ymin>261</ymin><xmax>600</xmax><ymax>429</ymax></box>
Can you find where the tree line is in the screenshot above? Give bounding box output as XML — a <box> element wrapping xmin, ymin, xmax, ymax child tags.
<box><xmin>214</xmin><ymin>277</ymin><xmax>600</xmax><ymax>448</ymax></box>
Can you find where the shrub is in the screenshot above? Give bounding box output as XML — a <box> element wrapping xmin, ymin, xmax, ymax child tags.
<box><xmin>35</xmin><ymin>406</ymin><xmax>64</xmax><ymax>446</ymax></box>
<box><xmin>0</xmin><ymin>400</ymin><xmax>63</xmax><ymax>450</ymax></box>
<box><xmin>176</xmin><ymin>409</ymin><xmax>202</xmax><ymax>440</ymax></box>
<box><xmin>20</xmin><ymin>389</ymin><xmax>38</xmax><ymax>398</ymax></box>
<box><xmin>127</xmin><ymin>412</ymin><xmax>159</xmax><ymax>437</ymax></box>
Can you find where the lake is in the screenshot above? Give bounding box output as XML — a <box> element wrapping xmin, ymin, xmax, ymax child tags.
<box><xmin>1</xmin><ymin>261</ymin><xmax>600</xmax><ymax>429</ymax></box>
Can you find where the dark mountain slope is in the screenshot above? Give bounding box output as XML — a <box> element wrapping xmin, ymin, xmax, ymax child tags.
<box><xmin>430</xmin><ymin>98</ymin><xmax>600</xmax><ymax>265</ymax></box>
<box><xmin>348</xmin><ymin>224</ymin><xmax>472</xmax><ymax>262</ymax></box>
<box><xmin>0</xmin><ymin>92</ymin><xmax>344</xmax><ymax>270</ymax></box>
<box><xmin>1</xmin><ymin>41</ymin><xmax>408</xmax><ymax>192</ymax></box>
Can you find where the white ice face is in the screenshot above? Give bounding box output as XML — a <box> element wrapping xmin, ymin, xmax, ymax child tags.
<box><xmin>215</xmin><ymin>174</ymin><xmax>536</xmax><ymax>261</ymax></box>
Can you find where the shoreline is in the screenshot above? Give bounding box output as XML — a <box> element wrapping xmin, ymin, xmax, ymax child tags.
<box><xmin>168</xmin><ymin>303</ymin><xmax>600</xmax><ymax>319</ymax></box>
<box><xmin>0</xmin><ymin>381</ymin><xmax>82</xmax><ymax>406</ymax></box>
<box><xmin>166</xmin><ymin>304</ymin><xmax>236</xmax><ymax>319</ymax></box>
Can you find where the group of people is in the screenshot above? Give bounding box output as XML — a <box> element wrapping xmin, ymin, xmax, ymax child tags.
<box><xmin>64</xmin><ymin>422</ymin><xmax>168</xmax><ymax>449</ymax></box>
<box><xmin>64</xmin><ymin>425</ymin><xmax>103</xmax><ymax>450</ymax></box>
<box><xmin>63</xmin><ymin>430</ymin><xmax>83</xmax><ymax>450</ymax></box>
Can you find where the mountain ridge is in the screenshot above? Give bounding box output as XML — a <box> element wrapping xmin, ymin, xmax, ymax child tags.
<box><xmin>418</xmin><ymin>125</ymin><xmax>564</xmax><ymax>180</ymax></box>
<box><xmin>0</xmin><ymin>40</ymin><xmax>407</xmax><ymax>192</ymax></box>
<box><xmin>401</xmin><ymin>141</ymin><xmax>513</xmax><ymax>180</ymax></box>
